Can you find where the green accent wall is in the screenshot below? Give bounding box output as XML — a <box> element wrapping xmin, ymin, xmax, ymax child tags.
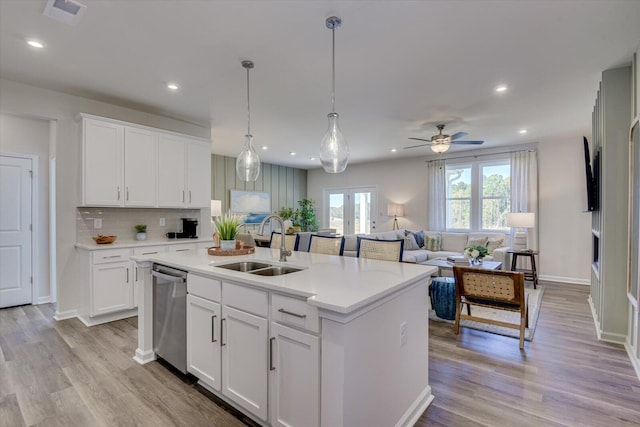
<box><xmin>211</xmin><ymin>154</ymin><xmax>307</xmax><ymax>214</ymax></box>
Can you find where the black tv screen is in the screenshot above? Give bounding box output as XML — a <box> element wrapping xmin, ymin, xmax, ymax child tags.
<box><xmin>583</xmin><ymin>136</ymin><xmax>597</xmax><ymax>211</ymax></box>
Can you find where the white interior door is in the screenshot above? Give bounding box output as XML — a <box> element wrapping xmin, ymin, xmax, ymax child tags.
<box><xmin>0</xmin><ymin>155</ymin><xmax>33</xmax><ymax>308</ymax></box>
<box><xmin>324</xmin><ymin>187</ymin><xmax>377</xmax><ymax>235</ymax></box>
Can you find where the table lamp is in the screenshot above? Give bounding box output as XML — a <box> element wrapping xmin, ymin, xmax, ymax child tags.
<box><xmin>387</xmin><ymin>203</ymin><xmax>405</xmax><ymax>231</ymax></box>
<box><xmin>211</xmin><ymin>200</ymin><xmax>222</xmax><ymax>246</ymax></box>
<box><xmin>507</xmin><ymin>212</ymin><xmax>535</xmax><ymax>251</ymax></box>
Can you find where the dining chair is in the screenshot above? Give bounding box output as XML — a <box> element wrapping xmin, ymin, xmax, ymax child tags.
<box><xmin>308</xmin><ymin>234</ymin><xmax>345</xmax><ymax>255</ymax></box>
<box><xmin>356</xmin><ymin>237</ymin><xmax>404</xmax><ymax>262</ymax></box>
<box><xmin>270</xmin><ymin>231</ymin><xmax>300</xmax><ymax>251</ymax></box>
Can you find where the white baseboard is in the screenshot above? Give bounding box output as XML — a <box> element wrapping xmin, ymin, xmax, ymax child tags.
<box><xmin>133</xmin><ymin>348</ymin><xmax>156</xmax><ymax>365</ymax></box>
<box><xmin>77</xmin><ymin>308</ymin><xmax>138</xmax><ymax>327</ymax></box>
<box><xmin>539</xmin><ymin>274</ymin><xmax>590</xmax><ymax>285</ymax></box>
<box><xmin>35</xmin><ymin>296</ymin><xmax>51</xmax><ymax>305</ymax></box>
<box><xmin>396</xmin><ymin>386</ymin><xmax>434</xmax><ymax>427</ymax></box>
<box><xmin>624</xmin><ymin>342</ymin><xmax>640</xmax><ymax>382</ymax></box>
<box><xmin>54</xmin><ymin>308</ymin><xmax>78</xmax><ymax>321</ymax></box>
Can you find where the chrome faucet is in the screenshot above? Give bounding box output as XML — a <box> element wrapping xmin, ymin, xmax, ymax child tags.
<box><xmin>258</xmin><ymin>215</ymin><xmax>291</xmax><ymax>262</ymax></box>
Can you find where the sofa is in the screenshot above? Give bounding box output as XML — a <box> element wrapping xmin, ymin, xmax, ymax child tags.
<box><xmin>340</xmin><ymin>229</ymin><xmax>510</xmax><ymax>265</ymax></box>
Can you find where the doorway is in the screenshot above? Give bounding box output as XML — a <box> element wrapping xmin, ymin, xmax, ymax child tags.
<box><xmin>0</xmin><ymin>155</ymin><xmax>33</xmax><ymax>307</ymax></box>
<box><xmin>323</xmin><ymin>187</ymin><xmax>377</xmax><ymax>236</ymax></box>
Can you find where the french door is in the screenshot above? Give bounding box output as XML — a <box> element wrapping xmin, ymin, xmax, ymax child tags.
<box><xmin>324</xmin><ymin>187</ymin><xmax>377</xmax><ymax>236</ymax></box>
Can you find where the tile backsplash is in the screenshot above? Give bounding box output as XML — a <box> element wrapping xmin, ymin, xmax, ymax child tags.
<box><xmin>77</xmin><ymin>207</ymin><xmax>206</xmax><ymax>243</ymax></box>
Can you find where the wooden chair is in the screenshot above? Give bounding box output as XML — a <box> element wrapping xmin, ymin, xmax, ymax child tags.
<box><xmin>356</xmin><ymin>237</ymin><xmax>404</xmax><ymax>262</ymax></box>
<box><xmin>270</xmin><ymin>232</ymin><xmax>300</xmax><ymax>251</ymax></box>
<box><xmin>452</xmin><ymin>266</ymin><xmax>529</xmax><ymax>349</ymax></box>
<box><xmin>236</xmin><ymin>233</ymin><xmax>256</xmax><ymax>248</ymax></box>
<box><xmin>308</xmin><ymin>234</ymin><xmax>345</xmax><ymax>255</ymax></box>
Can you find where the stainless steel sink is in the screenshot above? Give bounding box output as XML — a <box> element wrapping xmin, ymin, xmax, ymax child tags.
<box><xmin>214</xmin><ymin>261</ymin><xmax>271</xmax><ymax>272</ymax></box>
<box><xmin>249</xmin><ymin>266</ymin><xmax>303</xmax><ymax>276</ymax></box>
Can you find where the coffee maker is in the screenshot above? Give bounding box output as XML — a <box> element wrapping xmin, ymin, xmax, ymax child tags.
<box><xmin>179</xmin><ymin>218</ymin><xmax>198</xmax><ymax>239</ymax></box>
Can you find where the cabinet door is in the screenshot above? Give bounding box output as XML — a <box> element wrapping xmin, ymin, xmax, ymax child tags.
<box><xmin>222</xmin><ymin>305</ymin><xmax>268</xmax><ymax>421</ymax></box>
<box><xmin>157</xmin><ymin>134</ymin><xmax>186</xmax><ymax>207</ymax></box>
<box><xmin>91</xmin><ymin>261</ymin><xmax>132</xmax><ymax>316</ymax></box>
<box><xmin>187</xmin><ymin>294</ymin><xmax>222</xmax><ymax>390</ymax></box>
<box><xmin>186</xmin><ymin>140</ymin><xmax>211</xmax><ymax>208</ymax></box>
<box><xmin>270</xmin><ymin>323</ymin><xmax>320</xmax><ymax>427</ymax></box>
<box><xmin>83</xmin><ymin>119</ymin><xmax>123</xmax><ymax>206</ymax></box>
<box><xmin>124</xmin><ymin>127</ymin><xmax>157</xmax><ymax>207</ymax></box>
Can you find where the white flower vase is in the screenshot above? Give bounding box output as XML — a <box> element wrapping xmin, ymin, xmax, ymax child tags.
<box><xmin>220</xmin><ymin>240</ymin><xmax>236</xmax><ymax>251</ymax></box>
<box><xmin>136</xmin><ymin>232</ymin><xmax>147</xmax><ymax>241</ymax></box>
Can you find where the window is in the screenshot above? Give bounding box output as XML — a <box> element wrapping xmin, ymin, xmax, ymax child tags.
<box><xmin>445</xmin><ymin>159</ymin><xmax>510</xmax><ymax>231</ymax></box>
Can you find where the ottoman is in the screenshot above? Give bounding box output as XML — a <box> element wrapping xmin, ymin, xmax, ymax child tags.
<box><xmin>431</xmin><ymin>277</ymin><xmax>457</xmax><ymax>320</ymax></box>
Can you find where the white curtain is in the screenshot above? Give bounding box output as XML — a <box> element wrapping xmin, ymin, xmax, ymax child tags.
<box><xmin>426</xmin><ymin>159</ymin><xmax>446</xmax><ymax>231</ymax></box>
<box><xmin>511</xmin><ymin>149</ymin><xmax>539</xmax><ymax>251</ymax></box>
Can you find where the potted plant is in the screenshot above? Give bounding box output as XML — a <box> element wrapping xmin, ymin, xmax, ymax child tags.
<box><xmin>135</xmin><ymin>224</ymin><xmax>147</xmax><ymax>241</ymax></box>
<box><xmin>217</xmin><ymin>212</ymin><xmax>240</xmax><ymax>250</ymax></box>
<box><xmin>277</xmin><ymin>206</ymin><xmax>298</xmax><ymax>233</ymax></box>
<box><xmin>296</xmin><ymin>198</ymin><xmax>318</xmax><ymax>232</ymax></box>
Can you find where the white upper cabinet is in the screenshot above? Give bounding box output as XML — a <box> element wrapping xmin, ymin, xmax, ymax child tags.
<box><xmin>158</xmin><ymin>134</ymin><xmax>187</xmax><ymax>207</ymax></box>
<box><xmin>186</xmin><ymin>139</ymin><xmax>211</xmax><ymax>208</ymax></box>
<box><xmin>82</xmin><ymin>118</ymin><xmax>124</xmax><ymax>206</ymax></box>
<box><xmin>79</xmin><ymin>114</ymin><xmax>210</xmax><ymax>208</ymax></box>
<box><xmin>124</xmin><ymin>127</ymin><xmax>157</xmax><ymax>207</ymax></box>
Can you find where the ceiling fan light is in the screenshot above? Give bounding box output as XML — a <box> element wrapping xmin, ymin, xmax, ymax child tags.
<box><xmin>430</xmin><ymin>143</ymin><xmax>450</xmax><ymax>154</ymax></box>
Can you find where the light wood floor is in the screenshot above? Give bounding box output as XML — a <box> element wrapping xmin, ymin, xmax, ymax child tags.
<box><xmin>1</xmin><ymin>282</ymin><xmax>639</xmax><ymax>426</ymax></box>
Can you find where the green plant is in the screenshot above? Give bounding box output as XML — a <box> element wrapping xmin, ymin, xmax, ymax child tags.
<box><xmin>216</xmin><ymin>212</ymin><xmax>240</xmax><ymax>240</ymax></box>
<box><xmin>134</xmin><ymin>224</ymin><xmax>147</xmax><ymax>233</ymax></box>
<box><xmin>277</xmin><ymin>206</ymin><xmax>296</xmax><ymax>221</ymax></box>
<box><xmin>464</xmin><ymin>245</ymin><xmax>489</xmax><ymax>259</ymax></box>
<box><xmin>296</xmin><ymin>198</ymin><xmax>318</xmax><ymax>232</ymax></box>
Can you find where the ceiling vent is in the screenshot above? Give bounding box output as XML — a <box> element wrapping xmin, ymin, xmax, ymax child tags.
<box><xmin>43</xmin><ymin>0</ymin><xmax>87</xmax><ymax>26</ymax></box>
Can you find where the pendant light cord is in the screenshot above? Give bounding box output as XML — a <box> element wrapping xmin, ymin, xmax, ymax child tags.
<box><xmin>246</xmin><ymin>65</ymin><xmax>251</xmax><ymax>136</ymax></box>
<box><xmin>331</xmin><ymin>25</ymin><xmax>336</xmax><ymax>113</ymax></box>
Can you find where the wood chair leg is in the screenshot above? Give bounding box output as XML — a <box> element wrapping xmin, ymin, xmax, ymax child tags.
<box><xmin>454</xmin><ymin>303</ymin><xmax>461</xmax><ymax>334</ymax></box>
<box><xmin>519</xmin><ymin>315</ymin><xmax>526</xmax><ymax>349</ymax></box>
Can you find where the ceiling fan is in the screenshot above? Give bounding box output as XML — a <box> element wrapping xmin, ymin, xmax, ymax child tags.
<box><xmin>404</xmin><ymin>124</ymin><xmax>484</xmax><ymax>153</ymax></box>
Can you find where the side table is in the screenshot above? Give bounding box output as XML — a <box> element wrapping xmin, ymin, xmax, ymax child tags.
<box><xmin>508</xmin><ymin>250</ymin><xmax>539</xmax><ymax>289</ymax></box>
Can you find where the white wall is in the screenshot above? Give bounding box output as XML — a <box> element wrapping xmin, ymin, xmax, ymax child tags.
<box><xmin>0</xmin><ymin>113</ymin><xmax>51</xmax><ymax>303</ymax></box>
<box><xmin>0</xmin><ymin>79</ymin><xmax>210</xmax><ymax>316</ymax></box>
<box><xmin>308</xmin><ymin>139</ymin><xmax>592</xmax><ymax>285</ymax></box>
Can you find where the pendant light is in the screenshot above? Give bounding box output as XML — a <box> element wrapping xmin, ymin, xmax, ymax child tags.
<box><xmin>320</xmin><ymin>16</ymin><xmax>349</xmax><ymax>174</ymax></box>
<box><xmin>236</xmin><ymin>60</ymin><xmax>261</xmax><ymax>182</ymax></box>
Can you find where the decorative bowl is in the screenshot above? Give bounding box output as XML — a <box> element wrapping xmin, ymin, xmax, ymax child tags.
<box><xmin>93</xmin><ymin>235</ymin><xmax>117</xmax><ymax>244</ymax></box>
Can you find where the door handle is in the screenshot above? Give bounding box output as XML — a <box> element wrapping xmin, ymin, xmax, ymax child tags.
<box><xmin>269</xmin><ymin>337</ymin><xmax>276</xmax><ymax>371</ymax></box>
<box><xmin>211</xmin><ymin>315</ymin><xmax>217</xmax><ymax>342</ymax></box>
<box><xmin>189</xmin><ymin>190</ymin><xmax>192</xmax><ymax>203</ymax></box>
<box><xmin>277</xmin><ymin>308</ymin><xmax>306</xmax><ymax>319</ymax></box>
<box><xmin>182</xmin><ymin>190</ymin><xmax>185</xmax><ymax>203</ymax></box>
<box><xmin>221</xmin><ymin>318</ymin><xmax>226</xmax><ymax>346</ymax></box>
<box><xmin>126</xmin><ymin>187</ymin><xmax>129</xmax><ymax>201</ymax></box>
<box><xmin>126</xmin><ymin>267</ymin><xmax>129</xmax><ymax>283</ymax></box>
<box><xmin>117</xmin><ymin>186</ymin><xmax>121</xmax><ymax>200</ymax></box>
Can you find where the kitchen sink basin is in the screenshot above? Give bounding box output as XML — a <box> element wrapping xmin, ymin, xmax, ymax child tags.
<box><xmin>214</xmin><ymin>261</ymin><xmax>271</xmax><ymax>272</ymax></box>
<box><xmin>249</xmin><ymin>266</ymin><xmax>303</xmax><ymax>276</ymax></box>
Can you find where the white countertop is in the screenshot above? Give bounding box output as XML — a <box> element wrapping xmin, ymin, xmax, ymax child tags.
<box><xmin>131</xmin><ymin>247</ymin><xmax>437</xmax><ymax>314</ymax></box>
<box><xmin>75</xmin><ymin>238</ymin><xmax>214</xmax><ymax>250</ymax></box>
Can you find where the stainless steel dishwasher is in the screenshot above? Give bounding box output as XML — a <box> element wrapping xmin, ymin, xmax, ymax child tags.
<box><xmin>152</xmin><ymin>264</ymin><xmax>188</xmax><ymax>374</ymax></box>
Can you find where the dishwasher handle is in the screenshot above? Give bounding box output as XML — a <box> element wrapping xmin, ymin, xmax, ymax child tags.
<box><xmin>152</xmin><ymin>270</ymin><xmax>186</xmax><ymax>283</ymax></box>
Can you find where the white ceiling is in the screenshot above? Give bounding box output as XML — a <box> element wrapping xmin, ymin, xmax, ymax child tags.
<box><xmin>1</xmin><ymin>1</ymin><xmax>639</xmax><ymax>169</ymax></box>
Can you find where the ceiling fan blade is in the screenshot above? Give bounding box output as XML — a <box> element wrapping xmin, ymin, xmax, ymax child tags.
<box><xmin>403</xmin><ymin>142</ymin><xmax>430</xmax><ymax>149</ymax></box>
<box><xmin>450</xmin><ymin>131</ymin><xmax>468</xmax><ymax>140</ymax></box>
<box><xmin>408</xmin><ymin>137</ymin><xmax>431</xmax><ymax>142</ymax></box>
<box><xmin>452</xmin><ymin>140</ymin><xmax>484</xmax><ymax>145</ymax></box>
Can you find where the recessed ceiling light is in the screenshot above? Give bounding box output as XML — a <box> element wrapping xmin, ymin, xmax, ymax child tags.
<box><xmin>261</xmin><ymin>146</ymin><xmax>268</xmax><ymax>150</ymax></box>
<box><xmin>167</xmin><ymin>83</ymin><xmax>179</xmax><ymax>91</ymax></box>
<box><xmin>289</xmin><ymin>152</ymin><xmax>296</xmax><ymax>156</ymax></box>
<box><xmin>309</xmin><ymin>157</ymin><xmax>316</xmax><ymax>161</ymax></box>
<box><xmin>26</xmin><ymin>39</ymin><xmax>45</xmax><ymax>49</ymax></box>
<box><xmin>391</xmin><ymin>148</ymin><xmax>397</xmax><ymax>153</ymax></box>
<box><xmin>495</xmin><ymin>84</ymin><xmax>508</xmax><ymax>93</ymax></box>
<box><xmin>519</xmin><ymin>129</ymin><xmax>528</xmax><ymax>134</ymax></box>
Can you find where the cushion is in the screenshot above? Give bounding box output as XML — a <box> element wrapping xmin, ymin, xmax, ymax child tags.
<box><xmin>423</xmin><ymin>234</ymin><xmax>442</xmax><ymax>251</ymax></box>
<box><xmin>486</xmin><ymin>237</ymin><xmax>505</xmax><ymax>254</ymax></box>
<box><xmin>403</xmin><ymin>233</ymin><xmax>420</xmax><ymax>250</ymax></box>
<box><xmin>467</xmin><ymin>236</ymin><xmax>488</xmax><ymax>248</ymax></box>
<box><xmin>440</xmin><ymin>233</ymin><xmax>469</xmax><ymax>252</ymax></box>
<box><xmin>405</xmin><ymin>230</ymin><xmax>425</xmax><ymax>248</ymax></box>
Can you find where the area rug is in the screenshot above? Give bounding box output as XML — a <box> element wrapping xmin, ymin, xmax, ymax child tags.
<box><xmin>429</xmin><ymin>285</ymin><xmax>545</xmax><ymax>342</ymax></box>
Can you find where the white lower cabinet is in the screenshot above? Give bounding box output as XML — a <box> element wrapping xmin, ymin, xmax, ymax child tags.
<box><xmin>187</xmin><ymin>294</ymin><xmax>221</xmax><ymax>390</ymax></box>
<box><xmin>91</xmin><ymin>260</ymin><xmax>133</xmax><ymax>316</ymax></box>
<box><xmin>222</xmin><ymin>305</ymin><xmax>269</xmax><ymax>420</ymax></box>
<box><xmin>269</xmin><ymin>322</ymin><xmax>320</xmax><ymax>427</ymax></box>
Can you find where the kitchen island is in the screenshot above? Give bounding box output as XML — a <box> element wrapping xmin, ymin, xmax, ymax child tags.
<box><xmin>132</xmin><ymin>247</ymin><xmax>437</xmax><ymax>427</ymax></box>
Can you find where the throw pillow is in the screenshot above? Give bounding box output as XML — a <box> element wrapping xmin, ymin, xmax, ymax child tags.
<box><xmin>403</xmin><ymin>233</ymin><xmax>420</xmax><ymax>250</ymax></box>
<box><xmin>423</xmin><ymin>234</ymin><xmax>442</xmax><ymax>251</ymax></box>
<box><xmin>405</xmin><ymin>230</ymin><xmax>425</xmax><ymax>248</ymax></box>
<box><xmin>486</xmin><ymin>237</ymin><xmax>504</xmax><ymax>254</ymax></box>
<box><xmin>467</xmin><ymin>236</ymin><xmax>488</xmax><ymax>248</ymax></box>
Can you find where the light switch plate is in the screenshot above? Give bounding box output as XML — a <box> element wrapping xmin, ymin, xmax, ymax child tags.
<box><xmin>159</xmin><ymin>218</ymin><xmax>166</xmax><ymax>226</ymax></box>
<box><xmin>93</xmin><ymin>218</ymin><xmax>102</xmax><ymax>229</ymax></box>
